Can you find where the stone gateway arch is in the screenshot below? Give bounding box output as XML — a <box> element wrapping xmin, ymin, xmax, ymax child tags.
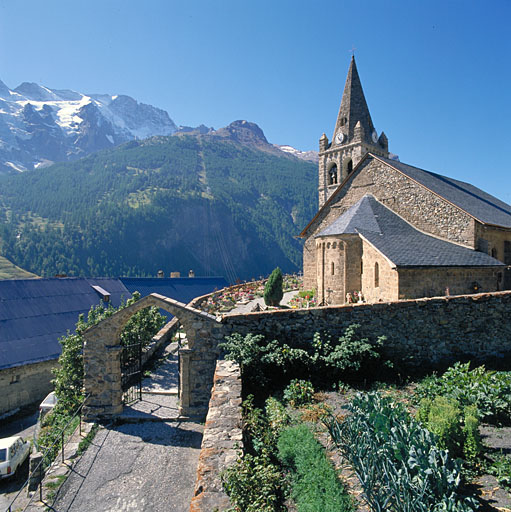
<box><xmin>82</xmin><ymin>293</ymin><xmax>225</xmax><ymax>420</ymax></box>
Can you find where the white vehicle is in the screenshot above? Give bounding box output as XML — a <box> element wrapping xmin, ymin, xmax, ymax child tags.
<box><xmin>39</xmin><ymin>392</ymin><xmax>58</xmax><ymax>420</ymax></box>
<box><xmin>0</xmin><ymin>436</ymin><xmax>31</xmax><ymax>479</ymax></box>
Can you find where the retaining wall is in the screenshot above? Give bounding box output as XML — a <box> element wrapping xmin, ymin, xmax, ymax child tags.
<box><xmin>190</xmin><ymin>359</ymin><xmax>242</xmax><ymax>512</ymax></box>
<box><xmin>222</xmin><ymin>291</ymin><xmax>511</xmax><ymax>367</ymax></box>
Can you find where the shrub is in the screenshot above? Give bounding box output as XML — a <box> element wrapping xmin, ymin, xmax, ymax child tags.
<box><xmin>220</xmin><ymin>324</ymin><xmax>391</xmax><ymax>393</ymax></box>
<box><xmin>222</xmin><ymin>395</ymin><xmax>288</xmax><ymax>511</ymax></box>
<box><xmin>242</xmin><ymin>395</ymin><xmax>274</xmax><ymax>455</ymax></box>
<box><xmin>120</xmin><ymin>292</ymin><xmax>166</xmax><ymax>348</ymax></box>
<box><xmin>283</xmin><ymin>379</ymin><xmax>314</xmax><ymax>407</ymax></box>
<box><xmin>278</xmin><ymin>424</ymin><xmax>353</xmax><ymax>512</ymax></box>
<box><xmin>264</xmin><ymin>267</ymin><xmax>283</xmax><ymax>306</ymax></box>
<box><xmin>265</xmin><ymin>397</ymin><xmax>290</xmax><ymax>440</ymax></box>
<box><xmin>415</xmin><ymin>362</ymin><xmax>511</xmax><ymax>423</ymax></box>
<box><xmin>219</xmin><ymin>332</ymin><xmax>310</xmax><ymax>392</ymax></box>
<box><xmin>312</xmin><ymin>325</ymin><xmax>390</xmax><ymax>380</ymax></box>
<box><xmin>221</xmin><ymin>453</ymin><xmax>286</xmax><ymax>512</ymax></box>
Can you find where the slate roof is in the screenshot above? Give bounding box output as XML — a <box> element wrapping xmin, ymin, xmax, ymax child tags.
<box><xmin>120</xmin><ymin>277</ymin><xmax>228</xmax><ymax>320</ymax></box>
<box><xmin>0</xmin><ymin>278</ymin><xmax>131</xmax><ymax>370</ymax></box>
<box><xmin>316</xmin><ymin>195</ymin><xmax>505</xmax><ymax>268</ymax></box>
<box><xmin>375</xmin><ymin>155</ymin><xmax>511</xmax><ymax>228</ymax></box>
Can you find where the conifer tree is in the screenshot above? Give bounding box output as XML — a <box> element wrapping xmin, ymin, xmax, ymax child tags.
<box><xmin>264</xmin><ymin>267</ymin><xmax>283</xmax><ymax>306</ymax></box>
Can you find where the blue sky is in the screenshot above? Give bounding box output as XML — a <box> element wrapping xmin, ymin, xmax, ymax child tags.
<box><xmin>0</xmin><ymin>0</ymin><xmax>510</xmax><ymax>200</ymax></box>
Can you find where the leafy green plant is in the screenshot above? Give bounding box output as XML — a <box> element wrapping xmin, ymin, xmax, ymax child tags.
<box><xmin>220</xmin><ymin>324</ymin><xmax>391</xmax><ymax>393</ymax></box>
<box><xmin>265</xmin><ymin>397</ymin><xmax>290</xmax><ymax>440</ymax></box>
<box><xmin>462</xmin><ymin>409</ymin><xmax>482</xmax><ymax>463</ymax></box>
<box><xmin>418</xmin><ymin>396</ymin><xmax>463</xmax><ymax>455</ymax></box>
<box><xmin>283</xmin><ymin>379</ymin><xmax>314</xmax><ymax>407</ymax></box>
<box><xmin>277</xmin><ymin>424</ymin><xmax>353</xmax><ymax>512</ymax></box>
<box><xmin>417</xmin><ymin>397</ymin><xmax>482</xmax><ymax>463</ymax></box>
<box><xmin>242</xmin><ymin>395</ymin><xmax>274</xmax><ymax>455</ymax></box>
<box><xmin>264</xmin><ymin>267</ymin><xmax>284</xmax><ymax>306</ymax></box>
<box><xmin>488</xmin><ymin>452</ymin><xmax>511</xmax><ymax>489</ymax></box>
<box><xmin>221</xmin><ymin>452</ymin><xmax>286</xmax><ymax>512</ymax></box>
<box><xmin>324</xmin><ymin>392</ymin><xmax>477</xmax><ymax>512</ymax></box>
<box><xmin>311</xmin><ymin>325</ymin><xmax>390</xmax><ymax>380</ymax></box>
<box><xmin>76</xmin><ymin>424</ymin><xmax>99</xmax><ymax>456</ymax></box>
<box><xmin>222</xmin><ymin>396</ymin><xmax>288</xmax><ymax>511</ymax></box>
<box><xmin>415</xmin><ymin>362</ymin><xmax>511</xmax><ymax>423</ymax></box>
<box><xmin>37</xmin><ymin>413</ymin><xmax>80</xmax><ymax>468</ymax></box>
<box><xmin>219</xmin><ymin>332</ymin><xmax>310</xmax><ymax>392</ymax></box>
<box><xmin>120</xmin><ymin>292</ymin><xmax>166</xmax><ymax>348</ymax></box>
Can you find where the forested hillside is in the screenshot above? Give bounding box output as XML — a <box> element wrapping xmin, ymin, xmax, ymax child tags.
<box><xmin>0</xmin><ymin>134</ymin><xmax>317</xmax><ymax>282</ymax></box>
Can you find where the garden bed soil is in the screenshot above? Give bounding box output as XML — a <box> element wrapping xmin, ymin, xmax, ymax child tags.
<box><xmin>318</xmin><ymin>390</ymin><xmax>511</xmax><ymax>512</ymax></box>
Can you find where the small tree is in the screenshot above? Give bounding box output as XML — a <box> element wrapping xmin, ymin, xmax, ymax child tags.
<box><xmin>264</xmin><ymin>267</ymin><xmax>283</xmax><ymax>306</ymax></box>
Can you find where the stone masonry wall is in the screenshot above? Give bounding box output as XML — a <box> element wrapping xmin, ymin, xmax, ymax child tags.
<box><xmin>361</xmin><ymin>239</ymin><xmax>399</xmax><ymax>303</ymax></box>
<box><xmin>223</xmin><ymin>291</ymin><xmax>511</xmax><ymax>368</ymax></box>
<box><xmin>0</xmin><ymin>360</ymin><xmax>55</xmax><ymax>416</ymax></box>
<box><xmin>398</xmin><ymin>267</ymin><xmax>502</xmax><ymax>300</ymax></box>
<box><xmin>190</xmin><ymin>359</ymin><xmax>242</xmax><ymax>512</ymax></box>
<box><xmin>475</xmin><ymin>223</ymin><xmax>511</xmax><ymax>264</ymax></box>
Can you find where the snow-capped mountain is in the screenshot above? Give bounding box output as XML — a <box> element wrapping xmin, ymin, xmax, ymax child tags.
<box><xmin>0</xmin><ymin>79</ymin><xmax>177</xmax><ymax>173</ymax></box>
<box><xmin>275</xmin><ymin>144</ymin><xmax>319</xmax><ymax>163</ymax></box>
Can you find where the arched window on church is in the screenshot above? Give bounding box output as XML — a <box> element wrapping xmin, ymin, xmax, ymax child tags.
<box><xmin>331</xmin><ymin>262</ymin><xmax>335</xmax><ymax>275</ymax></box>
<box><xmin>329</xmin><ymin>165</ymin><xmax>338</xmax><ymax>185</ymax></box>
<box><xmin>347</xmin><ymin>159</ymin><xmax>353</xmax><ymax>174</ymax></box>
<box><xmin>374</xmin><ymin>262</ymin><xmax>379</xmax><ymax>288</ymax></box>
<box><xmin>491</xmin><ymin>247</ymin><xmax>498</xmax><ymax>259</ymax></box>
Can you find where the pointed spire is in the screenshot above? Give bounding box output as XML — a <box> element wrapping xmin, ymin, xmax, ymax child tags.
<box><xmin>333</xmin><ymin>56</ymin><xmax>375</xmax><ymax>146</ymax></box>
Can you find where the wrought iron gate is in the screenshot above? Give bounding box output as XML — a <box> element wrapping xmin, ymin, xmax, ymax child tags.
<box><xmin>121</xmin><ymin>342</ymin><xmax>142</xmax><ymax>404</ymax></box>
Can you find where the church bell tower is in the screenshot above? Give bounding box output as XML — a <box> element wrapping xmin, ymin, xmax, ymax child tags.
<box><xmin>318</xmin><ymin>57</ymin><xmax>389</xmax><ymax>208</ymax></box>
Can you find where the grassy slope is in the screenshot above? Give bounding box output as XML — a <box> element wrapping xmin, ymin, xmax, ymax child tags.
<box><xmin>0</xmin><ymin>254</ymin><xmax>38</xmax><ymax>279</ymax></box>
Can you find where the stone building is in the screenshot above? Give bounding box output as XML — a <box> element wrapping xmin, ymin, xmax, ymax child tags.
<box><xmin>301</xmin><ymin>57</ymin><xmax>511</xmax><ymax>304</ymax></box>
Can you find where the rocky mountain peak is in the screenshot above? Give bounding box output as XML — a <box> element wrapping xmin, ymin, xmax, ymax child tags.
<box><xmin>14</xmin><ymin>82</ymin><xmax>60</xmax><ymax>102</ymax></box>
<box><xmin>213</xmin><ymin>120</ymin><xmax>269</xmax><ymax>146</ymax></box>
<box><xmin>0</xmin><ymin>79</ymin><xmax>11</xmax><ymax>98</ymax></box>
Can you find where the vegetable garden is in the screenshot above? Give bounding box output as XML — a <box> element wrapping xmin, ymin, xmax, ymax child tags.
<box><xmin>220</xmin><ymin>328</ymin><xmax>511</xmax><ymax>511</ymax></box>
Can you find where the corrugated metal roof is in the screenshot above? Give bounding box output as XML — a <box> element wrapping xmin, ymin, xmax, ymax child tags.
<box><xmin>317</xmin><ymin>195</ymin><xmax>505</xmax><ymax>267</ymax></box>
<box><xmin>0</xmin><ymin>278</ymin><xmax>131</xmax><ymax>370</ymax></box>
<box><xmin>120</xmin><ymin>277</ymin><xmax>228</xmax><ymax>320</ymax></box>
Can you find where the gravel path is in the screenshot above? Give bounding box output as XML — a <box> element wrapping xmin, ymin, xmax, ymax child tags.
<box><xmin>49</xmin><ymin>343</ymin><xmax>202</xmax><ymax>512</ymax></box>
<box><xmin>50</xmin><ymin>421</ymin><xmax>202</xmax><ymax>512</ymax></box>
<box><xmin>224</xmin><ymin>290</ymin><xmax>297</xmax><ymax>315</ymax></box>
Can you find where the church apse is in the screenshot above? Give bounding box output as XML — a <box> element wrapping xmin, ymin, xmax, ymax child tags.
<box><xmin>316</xmin><ymin>235</ymin><xmax>361</xmax><ymax>304</ymax></box>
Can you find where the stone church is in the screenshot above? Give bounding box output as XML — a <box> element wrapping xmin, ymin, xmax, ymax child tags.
<box><xmin>300</xmin><ymin>57</ymin><xmax>511</xmax><ymax>305</ymax></box>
